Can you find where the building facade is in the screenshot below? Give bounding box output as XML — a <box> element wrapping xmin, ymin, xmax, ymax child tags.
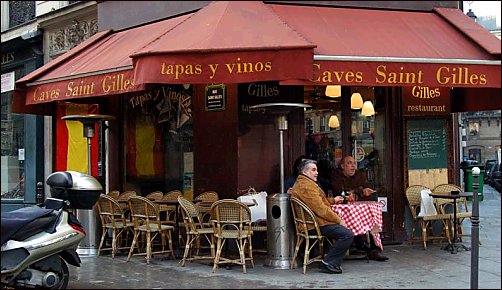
<box><xmin>1</xmin><ymin>1</ymin><xmax>97</xmax><ymax>211</ymax></box>
<box><xmin>5</xmin><ymin>1</ymin><xmax>501</xmax><ymax>246</ymax></box>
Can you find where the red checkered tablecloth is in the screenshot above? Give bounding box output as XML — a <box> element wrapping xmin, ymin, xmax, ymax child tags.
<box><xmin>331</xmin><ymin>201</ymin><xmax>383</xmax><ymax>250</ymax></box>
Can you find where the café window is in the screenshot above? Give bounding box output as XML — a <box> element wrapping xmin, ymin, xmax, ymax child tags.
<box><xmin>304</xmin><ymin>86</ymin><xmax>342</xmax><ymax>193</ymax></box>
<box><xmin>304</xmin><ymin>86</ymin><xmax>388</xmax><ymax>196</ymax></box>
<box><xmin>123</xmin><ymin>85</ymin><xmax>193</xmax><ymax>197</ymax></box>
<box><xmin>1</xmin><ymin>84</ymin><xmax>25</xmax><ymax>200</ymax></box>
<box><xmin>350</xmin><ymin>87</ymin><xmax>387</xmax><ymax>194</ymax></box>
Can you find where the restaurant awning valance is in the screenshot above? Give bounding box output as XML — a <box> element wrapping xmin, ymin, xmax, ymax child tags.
<box><xmin>15</xmin><ymin>1</ymin><xmax>500</xmax><ymax>112</ymax></box>
<box><xmin>272</xmin><ymin>5</ymin><xmax>500</xmax><ymax>88</ymax></box>
<box><xmin>130</xmin><ymin>1</ymin><xmax>316</xmax><ymax>85</ymax></box>
<box><xmin>15</xmin><ymin>13</ymin><xmax>192</xmax><ymax>106</ymax></box>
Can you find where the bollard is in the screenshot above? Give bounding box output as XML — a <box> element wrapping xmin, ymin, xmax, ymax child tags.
<box><xmin>470</xmin><ymin>167</ymin><xmax>480</xmax><ymax>289</ymax></box>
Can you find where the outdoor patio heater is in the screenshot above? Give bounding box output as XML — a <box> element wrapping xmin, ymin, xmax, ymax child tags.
<box><xmin>61</xmin><ymin>114</ymin><xmax>115</xmax><ymax>255</ymax></box>
<box><xmin>249</xmin><ymin>102</ymin><xmax>311</xmax><ymax>269</ymax></box>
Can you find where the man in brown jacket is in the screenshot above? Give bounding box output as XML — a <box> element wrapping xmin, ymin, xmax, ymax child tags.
<box><xmin>291</xmin><ymin>159</ymin><xmax>354</xmax><ymax>274</ymax></box>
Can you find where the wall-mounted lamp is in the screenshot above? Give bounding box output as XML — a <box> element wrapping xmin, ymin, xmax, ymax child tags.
<box><xmin>325</xmin><ymin>85</ymin><xmax>341</xmax><ymax>98</ymax></box>
<box><xmin>361</xmin><ymin>101</ymin><xmax>375</xmax><ymax>116</ymax></box>
<box><xmin>351</xmin><ymin>92</ymin><xmax>363</xmax><ymax>110</ymax></box>
<box><xmin>328</xmin><ymin>115</ymin><xmax>340</xmax><ymax>128</ymax></box>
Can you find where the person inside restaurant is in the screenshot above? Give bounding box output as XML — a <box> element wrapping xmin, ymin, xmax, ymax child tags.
<box><xmin>284</xmin><ymin>155</ymin><xmax>307</xmax><ymax>191</ymax></box>
<box><xmin>291</xmin><ymin>159</ymin><xmax>354</xmax><ymax>274</ymax></box>
<box><xmin>331</xmin><ymin>155</ymin><xmax>389</xmax><ymax>261</ymax></box>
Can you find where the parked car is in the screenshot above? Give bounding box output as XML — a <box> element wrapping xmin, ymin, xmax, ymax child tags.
<box><xmin>484</xmin><ymin>159</ymin><xmax>497</xmax><ymax>182</ymax></box>
<box><xmin>489</xmin><ymin>163</ymin><xmax>501</xmax><ymax>193</ymax></box>
<box><xmin>491</xmin><ymin>163</ymin><xmax>502</xmax><ymax>193</ymax></box>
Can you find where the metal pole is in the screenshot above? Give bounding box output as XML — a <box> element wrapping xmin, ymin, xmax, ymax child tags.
<box><xmin>87</xmin><ymin>137</ymin><xmax>92</xmax><ymax>175</ymax></box>
<box><xmin>354</xmin><ymin>139</ymin><xmax>357</xmax><ymax>168</ymax></box>
<box><xmin>470</xmin><ymin>167</ymin><xmax>480</xmax><ymax>289</ymax></box>
<box><xmin>279</xmin><ymin>130</ymin><xmax>284</xmax><ymax>194</ymax></box>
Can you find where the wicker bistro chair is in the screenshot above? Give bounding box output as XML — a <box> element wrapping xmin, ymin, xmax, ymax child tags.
<box><xmin>96</xmin><ymin>194</ymin><xmax>134</xmax><ymax>258</ymax></box>
<box><xmin>117</xmin><ymin>190</ymin><xmax>137</xmax><ymax>201</ymax></box>
<box><xmin>290</xmin><ymin>197</ymin><xmax>333</xmax><ymax>274</ymax></box>
<box><xmin>177</xmin><ymin>196</ymin><xmax>215</xmax><ymax>266</ymax></box>
<box><xmin>210</xmin><ymin>199</ymin><xmax>254</xmax><ymax>273</ymax></box>
<box><xmin>106</xmin><ymin>190</ymin><xmax>121</xmax><ymax>199</ymax></box>
<box><xmin>145</xmin><ymin>191</ymin><xmax>164</xmax><ymax>201</ymax></box>
<box><xmin>405</xmin><ymin>185</ymin><xmax>452</xmax><ymax>249</ymax></box>
<box><xmin>161</xmin><ymin>190</ymin><xmax>182</xmax><ymax>223</ymax></box>
<box><xmin>432</xmin><ymin>184</ymin><xmax>473</xmax><ymax>241</ymax></box>
<box><xmin>194</xmin><ymin>191</ymin><xmax>219</xmax><ymax>224</ymax></box>
<box><xmin>127</xmin><ymin>196</ymin><xmax>175</xmax><ymax>264</ymax></box>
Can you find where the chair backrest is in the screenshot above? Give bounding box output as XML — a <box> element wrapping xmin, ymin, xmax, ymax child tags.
<box><xmin>178</xmin><ymin>195</ymin><xmax>206</xmax><ymax>231</ymax></box>
<box><xmin>96</xmin><ymin>194</ymin><xmax>128</xmax><ymax>228</ymax></box>
<box><xmin>127</xmin><ymin>195</ymin><xmax>161</xmax><ymax>229</ymax></box>
<box><xmin>290</xmin><ymin>196</ymin><xmax>322</xmax><ymax>238</ymax></box>
<box><xmin>194</xmin><ymin>191</ymin><xmax>219</xmax><ymax>203</ymax></box>
<box><xmin>162</xmin><ymin>190</ymin><xmax>182</xmax><ymax>201</ymax></box>
<box><xmin>107</xmin><ymin>190</ymin><xmax>120</xmax><ymax>199</ymax></box>
<box><xmin>210</xmin><ymin>199</ymin><xmax>251</xmax><ymax>235</ymax></box>
<box><xmin>145</xmin><ymin>191</ymin><xmax>163</xmax><ymax>201</ymax></box>
<box><xmin>118</xmin><ymin>190</ymin><xmax>137</xmax><ymax>201</ymax></box>
<box><xmin>405</xmin><ymin>185</ymin><xmax>432</xmax><ymax>219</ymax></box>
<box><xmin>432</xmin><ymin>184</ymin><xmax>469</xmax><ymax>213</ymax></box>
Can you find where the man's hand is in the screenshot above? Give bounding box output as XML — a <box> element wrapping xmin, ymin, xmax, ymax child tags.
<box><xmin>339</xmin><ymin>220</ymin><xmax>348</xmax><ymax>228</ymax></box>
<box><xmin>287</xmin><ymin>187</ymin><xmax>295</xmax><ymax>195</ymax></box>
<box><xmin>334</xmin><ymin>196</ymin><xmax>344</xmax><ymax>204</ymax></box>
<box><xmin>363</xmin><ymin>188</ymin><xmax>375</xmax><ymax>197</ymax></box>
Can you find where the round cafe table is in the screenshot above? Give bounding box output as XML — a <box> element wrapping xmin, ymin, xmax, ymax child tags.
<box><xmin>331</xmin><ymin>201</ymin><xmax>384</xmax><ymax>250</ymax></box>
<box><xmin>428</xmin><ymin>192</ymin><xmax>472</xmax><ymax>254</ymax></box>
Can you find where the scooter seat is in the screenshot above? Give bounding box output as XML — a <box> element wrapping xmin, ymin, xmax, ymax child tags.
<box><xmin>1</xmin><ymin>206</ymin><xmax>55</xmax><ymax>245</ymax></box>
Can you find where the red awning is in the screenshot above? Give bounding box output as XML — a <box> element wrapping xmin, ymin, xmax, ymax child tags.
<box><xmin>130</xmin><ymin>1</ymin><xmax>316</xmax><ymax>85</ymax></box>
<box><xmin>15</xmin><ymin>13</ymin><xmax>192</xmax><ymax>106</ymax></box>
<box><xmin>272</xmin><ymin>5</ymin><xmax>500</xmax><ymax>88</ymax></box>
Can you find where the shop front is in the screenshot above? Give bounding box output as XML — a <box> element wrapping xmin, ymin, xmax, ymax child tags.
<box><xmin>2</xmin><ymin>32</ymin><xmax>45</xmax><ymax>212</ymax></box>
<box><xmin>14</xmin><ymin>1</ymin><xmax>500</xmax><ymax>243</ymax></box>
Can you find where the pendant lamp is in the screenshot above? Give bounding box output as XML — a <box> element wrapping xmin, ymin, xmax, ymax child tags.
<box><xmin>351</xmin><ymin>92</ymin><xmax>363</xmax><ymax>110</ymax></box>
<box><xmin>325</xmin><ymin>85</ymin><xmax>341</xmax><ymax>98</ymax></box>
<box><xmin>361</xmin><ymin>101</ymin><xmax>375</xmax><ymax>116</ymax></box>
<box><xmin>328</xmin><ymin>115</ymin><xmax>340</xmax><ymax>128</ymax></box>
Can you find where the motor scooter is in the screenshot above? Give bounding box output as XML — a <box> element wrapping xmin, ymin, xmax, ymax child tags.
<box><xmin>1</xmin><ymin>171</ymin><xmax>102</xmax><ymax>289</ymax></box>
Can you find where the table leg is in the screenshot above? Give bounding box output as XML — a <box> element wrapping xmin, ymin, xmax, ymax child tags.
<box><xmin>444</xmin><ymin>199</ymin><xmax>470</xmax><ymax>254</ymax></box>
<box><xmin>451</xmin><ymin>202</ymin><xmax>458</xmax><ymax>254</ymax></box>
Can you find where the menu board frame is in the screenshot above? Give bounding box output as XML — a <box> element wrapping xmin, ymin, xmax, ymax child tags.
<box><xmin>407</xmin><ymin>119</ymin><xmax>448</xmax><ymax>170</ymax></box>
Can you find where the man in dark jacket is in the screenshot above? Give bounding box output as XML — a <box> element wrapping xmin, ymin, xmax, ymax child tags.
<box><xmin>331</xmin><ymin>156</ymin><xmax>388</xmax><ymax>261</ymax></box>
<box><xmin>331</xmin><ymin>156</ymin><xmax>377</xmax><ymax>201</ymax></box>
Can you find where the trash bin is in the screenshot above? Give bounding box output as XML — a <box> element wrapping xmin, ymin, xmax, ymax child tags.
<box><xmin>463</xmin><ymin>165</ymin><xmax>484</xmax><ymax>201</ymax></box>
<box><xmin>264</xmin><ymin>193</ymin><xmax>296</xmax><ymax>269</ymax></box>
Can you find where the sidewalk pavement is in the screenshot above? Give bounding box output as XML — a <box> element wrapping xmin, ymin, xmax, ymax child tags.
<box><xmin>68</xmin><ymin>185</ymin><xmax>501</xmax><ymax>289</ymax></box>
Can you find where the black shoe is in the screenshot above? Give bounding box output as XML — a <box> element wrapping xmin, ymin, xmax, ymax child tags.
<box><xmin>319</xmin><ymin>261</ymin><xmax>343</xmax><ymax>274</ymax></box>
<box><xmin>368</xmin><ymin>252</ymin><xmax>389</xmax><ymax>261</ymax></box>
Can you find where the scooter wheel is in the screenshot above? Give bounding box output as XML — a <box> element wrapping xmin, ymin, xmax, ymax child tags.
<box><xmin>50</xmin><ymin>260</ymin><xmax>69</xmax><ymax>289</ymax></box>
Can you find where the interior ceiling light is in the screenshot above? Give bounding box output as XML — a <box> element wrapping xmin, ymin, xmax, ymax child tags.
<box><xmin>361</xmin><ymin>101</ymin><xmax>375</xmax><ymax>116</ymax></box>
<box><xmin>325</xmin><ymin>85</ymin><xmax>341</xmax><ymax>98</ymax></box>
<box><xmin>351</xmin><ymin>92</ymin><xmax>363</xmax><ymax>110</ymax></box>
<box><xmin>328</xmin><ymin>115</ymin><xmax>340</xmax><ymax>128</ymax></box>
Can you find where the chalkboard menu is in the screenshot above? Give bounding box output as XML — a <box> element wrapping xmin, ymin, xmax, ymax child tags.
<box><xmin>407</xmin><ymin>119</ymin><xmax>447</xmax><ymax>170</ymax></box>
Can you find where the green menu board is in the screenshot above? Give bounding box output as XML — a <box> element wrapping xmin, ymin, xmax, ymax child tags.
<box><xmin>407</xmin><ymin>119</ymin><xmax>447</xmax><ymax>170</ymax></box>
